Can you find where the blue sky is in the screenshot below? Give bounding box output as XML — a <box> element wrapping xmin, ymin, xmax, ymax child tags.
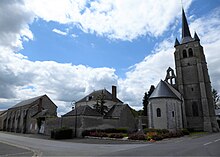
<box><xmin>1</xmin><ymin>0</ymin><xmax>220</xmax><ymax>116</ymax></box>
<box><xmin>20</xmin><ymin>19</ymin><xmax>157</xmax><ymax>78</ymax></box>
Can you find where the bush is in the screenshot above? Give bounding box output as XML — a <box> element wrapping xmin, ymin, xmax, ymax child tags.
<box><xmin>51</xmin><ymin>127</ymin><xmax>73</xmax><ymax>139</ymax></box>
<box><xmin>144</xmin><ymin>128</ymin><xmax>169</xmax><ymax>135</ymax></box>
<box><xmin>169</xmin><ymin>130</ymin><xmax>184</xmax><ymax>138</ymax></box>
<box><xmin>90</xmin><ymin>132</ymin><xmax>108</xmax><ymax>137</ymax></box>
<box><xmin>108</xmin><ymin>133</ymin><xmax>124</xmax><ymax>138</ymax></box>
<box><xmin>181</xmin><ymin>129</ymin><xmax>190</xmax><ymax>135</ymax></box>
<box><xmin>151</xmin><ymin>134</ymin><xmax>164</xmax><ymax>141</ymax></box>
<box><xmin>104</xmin><ymin>128</ymin><xmax>128</xmax><ymax>133</ymax></box>
<box><xmin>128</xmin><ymin>133</ymin><xmax>146</xmax><ymax>140</ymax></box>
<box><xmin>82</xmin><ymin>128</ymin><xmax>128</xmax><ymax>137</ymax></box>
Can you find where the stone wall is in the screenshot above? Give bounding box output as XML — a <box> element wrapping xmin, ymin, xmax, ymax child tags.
<box><xmin>44</xmin><ymin>114</ymin><xmax>136</xmax><ymax>137</ymax></box>
<box><xmin>148</xmin><ymin>98</ymin><xmax>183</xmax><ymax>130</ymax></box>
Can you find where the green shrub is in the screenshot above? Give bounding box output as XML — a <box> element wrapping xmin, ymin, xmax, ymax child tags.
<box><xmin>181</xmin><ymin>129</ymin><xmax>190</xmax><ymax>135</ymax></box>
<box><xmin>82</xmin><ymin>128</ymin><xmax>128</xmax><ymax>137</ymax></box>
<box><xmin>51</xmin><ymin>127</ymin><xmax>73</xmax><ymax>139</ymax></box>
<box><xmin>144</xmin><ymin>128</ymin><xmax>169</xmax><ymax>135</ymax></box>
<box><xmin>151</xmin><ymin>134</ymin><xmax>164</xmax><ymax>141</ymax></box>
<box><xmin>115</xmin><ymin>128</ymin><xmax>128</xmax><ymax>133</ymax></box>
<box><xmin>90</xmin><ymin>132</ymin><xmax>108</xmax><ymax>137</ymax></box>
<box><xmin>128</xmin><ymin>133</ymin><xmax>146</xmax><ymax>140</ymax></box>
<box><xmin>108</xmin><ymin>133</ymin><xmax>124</xmax><ymax>138</ymax></box>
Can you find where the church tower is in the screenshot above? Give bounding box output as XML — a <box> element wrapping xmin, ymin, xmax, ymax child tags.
<box><xmin>174</xmin><ymin>9</ymin><xmax>219</xmax><ymax>132</ymax></box>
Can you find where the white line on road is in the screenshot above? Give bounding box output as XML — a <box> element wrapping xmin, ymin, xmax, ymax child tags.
<box><xmin>203</xmin><ymin>142</ymin><xmax>213</xmax><ymax>146</ymax></box>
<box><xmin>214</xmin><ymin>139</ymin><xmax>220</xmax><ymax>142</ymax></box>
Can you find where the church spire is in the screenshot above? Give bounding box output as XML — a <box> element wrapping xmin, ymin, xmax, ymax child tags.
<box><xmin>181</xmin><ymin>8</ymin><xmax>193</xmax><ymax>43</ymax></box>
<box><xmin>194</xmin><ymin>32</ymin><xmax>200</xmax><ymax>41</ymax></box>
<box><xmin>182</xmin><ymin>8</ymin><xmax>191</xmax><ymax>38</ymax></box>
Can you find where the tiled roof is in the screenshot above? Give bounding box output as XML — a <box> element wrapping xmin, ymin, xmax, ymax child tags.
<box><xmin>105</xmin><ymin>104</ymin><xmax>126</xmax><ymax>118</ymax></box>
<box><xmin>77</xmin><ymin>89</ymin><xmax>122</xmax><ymax>103</ymax></box>
<box><xmin>10</xmin><ymin>95</ymin><xmax>45</xmax><ymax>109</ymax></box>
<box><xmin>62</xmin><ymin>105</ymin><xmax>102</xmax><ymax>117</ymax></box>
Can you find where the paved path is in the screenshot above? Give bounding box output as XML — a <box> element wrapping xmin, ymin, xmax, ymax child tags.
<box><xmin>0</xmin><ymin>132</ymin><xmax>220</xmax><ymax>156</ymax></box>
<box><xmin>0</xmin><ymin>141</ymin><xmax>34</xmax><ymax>156</ymax></box>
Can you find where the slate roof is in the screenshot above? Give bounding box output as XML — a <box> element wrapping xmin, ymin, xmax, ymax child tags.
<box><xmin>62</xmin><ymin>105</ymin><xmax>102</xmax><ymax>117</ymax></box>
<box><xmin>105</xmin><ymin>104</ymin><xmax>126</xmax><ymax>118</ymax></box>
<box><xmin>10</xmin><ymin>95</ymin><xmax>45</xmax><ymax>109</ymax></box>
<box><xmin>149</xmin><ymin>80</ymin><xmax>181</xmax><ymax>100</ymax></box>
<box><xmin>181</xmin><ymin>9</ymin><xmax>193</xmax><ymax>44</ymax></box>
<box><xmin>77</xmin><ymin>89</ymin><xmax>122</xmax><ymax>103</ymax></box>
<box><xmin>0</xmin><ymin>110</ymin><xmax>7</xmax><ymax>116</ymax></box>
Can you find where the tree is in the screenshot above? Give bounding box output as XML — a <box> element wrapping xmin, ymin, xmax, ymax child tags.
<box><xmin>94</xmin><ymin>91</ymin><xmax>107</xmax><ymax>115</ymax></box>
<box><xmin>212</xmin><ymin>88</ymin><xmax>220</xmax><ymax>109</ymax></box>
<box><xmin>143</xmin><ymin>85</ymin><xmax>155</xmax><ymax>116</ymax></box>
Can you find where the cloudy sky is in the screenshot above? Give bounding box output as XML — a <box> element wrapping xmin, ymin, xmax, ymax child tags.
<box><xmin>1</xmin><ymin>0</ymin><xmax>220</xmax><ymax>116</ymax></box>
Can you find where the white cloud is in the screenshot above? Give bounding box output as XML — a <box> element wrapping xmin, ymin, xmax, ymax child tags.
<box><xmin>71</xmin><ymin>33</ymin><xmax>78</xmax><ymax>38</ymax></box>
<box><xmin>118</xmin><ymin>7</ymin><xmax>220</xmax><ymax>109</ymax></box>
<box><xmin>0</xmin><ymin>47</ymin><xmax>118</xmax><ymax>114</ymax></box>
<box><xmin>52</xmin><ymin>28</ymin><xmax>67</xmax><ymax>36</ymax></box>
<box><xmin>118</xmin><ymin>38</ymin><xmax>175</xmax><ymax>108</ymax></box>
<box><xmin>25</xmin><ymin>0</ymin><xmax>193</xmax><ymax>41</ymax></box>
<box><xmin>1</xmin><ymin>1</ymin><xmax>220</xmax><ymax>116</ymax></box>
<box><xmin>0</xmin><ymin>0</ymin><xmax>34</xmax><ymax>50</ymax></box>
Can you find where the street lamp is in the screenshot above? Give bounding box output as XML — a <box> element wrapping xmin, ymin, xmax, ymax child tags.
<box><xmin>71</xmin><ymin>100</ymin><xmax>77</xmax><ymax>137</ymax></box>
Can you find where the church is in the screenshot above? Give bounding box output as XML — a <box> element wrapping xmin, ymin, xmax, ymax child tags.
<box><xmin>148</xmin><ymin>9</ymin><xmax>219</xmax><ymax>132</ymax></box>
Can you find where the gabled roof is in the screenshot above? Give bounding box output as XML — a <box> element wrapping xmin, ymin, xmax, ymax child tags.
<box><xmin>0</xmin><ymin>110</ymin><xmax>7</xmax><ymax>116</ymax></box>
<box><xmin>77</xmin><ymin>89</ymin><xmax>122</xmax><ymax>103</ymax></box>
<box><xmin>62</xmin><ymin>105</ymin><xmax>102</xmax><ymax>117</ymax></box>
<box><xmin>10</xmin><ymin>95</ymin><xmax>45</xmax><ymax>109</ymax></box>
<box><xmin>105</xmin><ymin>104</ymin><xmax>126</xmax><ymax>118</ymax></box>
<box><xmin>149</xmin><ymin>80</ymin><xmax>181</xmax><ymax>100</ymax></box>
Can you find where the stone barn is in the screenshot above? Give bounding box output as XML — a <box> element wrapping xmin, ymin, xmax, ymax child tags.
<box><xmin>3</xmin><ymin>94</ymin><xmax>57</xmax><ymax>134</ymax></box>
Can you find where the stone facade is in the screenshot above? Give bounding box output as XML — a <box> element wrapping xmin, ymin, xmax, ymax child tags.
<box><xmin>55</xmin><ymin>86</ymin><xmax>137</xmax><ymax>137</ymax></box>
<box><xmin>148</xmin><ymin>9</ymin><xmax>219</xmax><ymax>132</ymax></box>
<box><xmin>3</xmin><ymin>95</ymin><xmax>57</xmax><ymax>134</ymax></box>
<box><xmin>148</xmin><ymin>80</ymin><xmax>183</xmax><ymax>130</ymax></box>
<box><xmin>0</xmin><ymin>110</ymin><xmax>7</xmax><ymax>131</ymax></box>
<box><xmin>174</xmin><ymin>9</ymin><xmax>219</xmax><ymax>132</ymax></box>
<box><xmin>44</xmin><ymin>104</ymin><xmax>136</xmax><ymax>137</ymax></box>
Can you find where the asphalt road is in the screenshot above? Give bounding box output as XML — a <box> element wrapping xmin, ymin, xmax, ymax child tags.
<box><xmin>0</xmin><ymin>141</ymin><xmax>33</xmax><ymax>156</ymax></box>
<box><xmin>0</xmin><ymin>132</ymin><xmax>220</xmax><ymax>156</ymax></box>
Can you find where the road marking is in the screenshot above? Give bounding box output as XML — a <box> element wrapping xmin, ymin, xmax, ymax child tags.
<box><xmin>203</xmin><ymin>142</ymin><xmax>212</xmax><ymax>146</ymax></box>
<box><xmin>0</xmin><ymin>140</ymin><xmax>42</xmax><ymax>156</ymax></box>
<box><xmin>214</xmin><ymin>139</ymin><xmax>220</xmax><ymax>142</ymax></box>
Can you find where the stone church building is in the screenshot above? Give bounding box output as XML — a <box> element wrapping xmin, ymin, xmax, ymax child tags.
<box><xmin>148</xmin><ymin>9</ymin><xmax>219</xmax><ymax>132</ymax></box>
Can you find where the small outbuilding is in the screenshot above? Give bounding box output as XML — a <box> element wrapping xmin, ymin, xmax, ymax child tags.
<box><xmin>148</xmin><ymin>80</ymin><xmax>183</xmax><ymax>131</ymax></box>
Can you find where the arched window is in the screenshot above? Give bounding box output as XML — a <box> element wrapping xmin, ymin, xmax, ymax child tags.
<box><xmin>192</xmin><ymin>102</ymin><xmax>199</xmax><ymax>116</ymax></box>
<box><xmin>183</xmin><ymin>49</ymin><xmax>187</xmax><ymax>58</ymax></box>
<box><xmin>172</xmin><ymin>111</ymin><xmax>175</xmax><ymax>117</ymax></box>
<box><xmin>188</xmin><ymin>48</ymin><xmax>193</xmax><ymax>57</ymax></box>
<box><xmin>156</xmin><ymin>108</ymin><xmax>161</xmax><ymax>117</ymax></box>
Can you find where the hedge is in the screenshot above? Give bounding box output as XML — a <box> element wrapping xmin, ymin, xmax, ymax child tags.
<box><xmin>51</xmin><ymin>127</ymin><xmax>73</xmax><ymax>139</ymax></box>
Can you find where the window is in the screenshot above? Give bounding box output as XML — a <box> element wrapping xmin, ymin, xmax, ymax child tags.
<box><xmin>188</xmin><ymin>48</ymin><xmax>193</xmax><ymax>57</ymax></box>
<box><xmin>183</xmin><ymin>49</ymin><xmax>187</xmax><ymax>58</ymax></box>
<box><xmin>192</xmin><ymin>102</ymin><xmax>199</xmax><ymax>116</ymax></box>
<box><xmin>156</xmin><ymin>108</ymin><xmax>161</xmax><ymax>117</ymax></box>
<box><xmin>172</xmin><ymin>111</ymin><xmax>175</xmax><ymax>117</ymax></box>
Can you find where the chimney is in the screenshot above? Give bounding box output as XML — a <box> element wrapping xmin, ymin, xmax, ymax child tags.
<box><xmin>112</xmin><ymin>85</ymin><xmax>117</xmax><ymax>101</ymax></box>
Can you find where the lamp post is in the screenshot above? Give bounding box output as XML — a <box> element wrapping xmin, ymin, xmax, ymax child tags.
<box><xmin>71</xmin><ymin>100</ymin><xmax>77</xmax><ymax>137</ymax></box>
